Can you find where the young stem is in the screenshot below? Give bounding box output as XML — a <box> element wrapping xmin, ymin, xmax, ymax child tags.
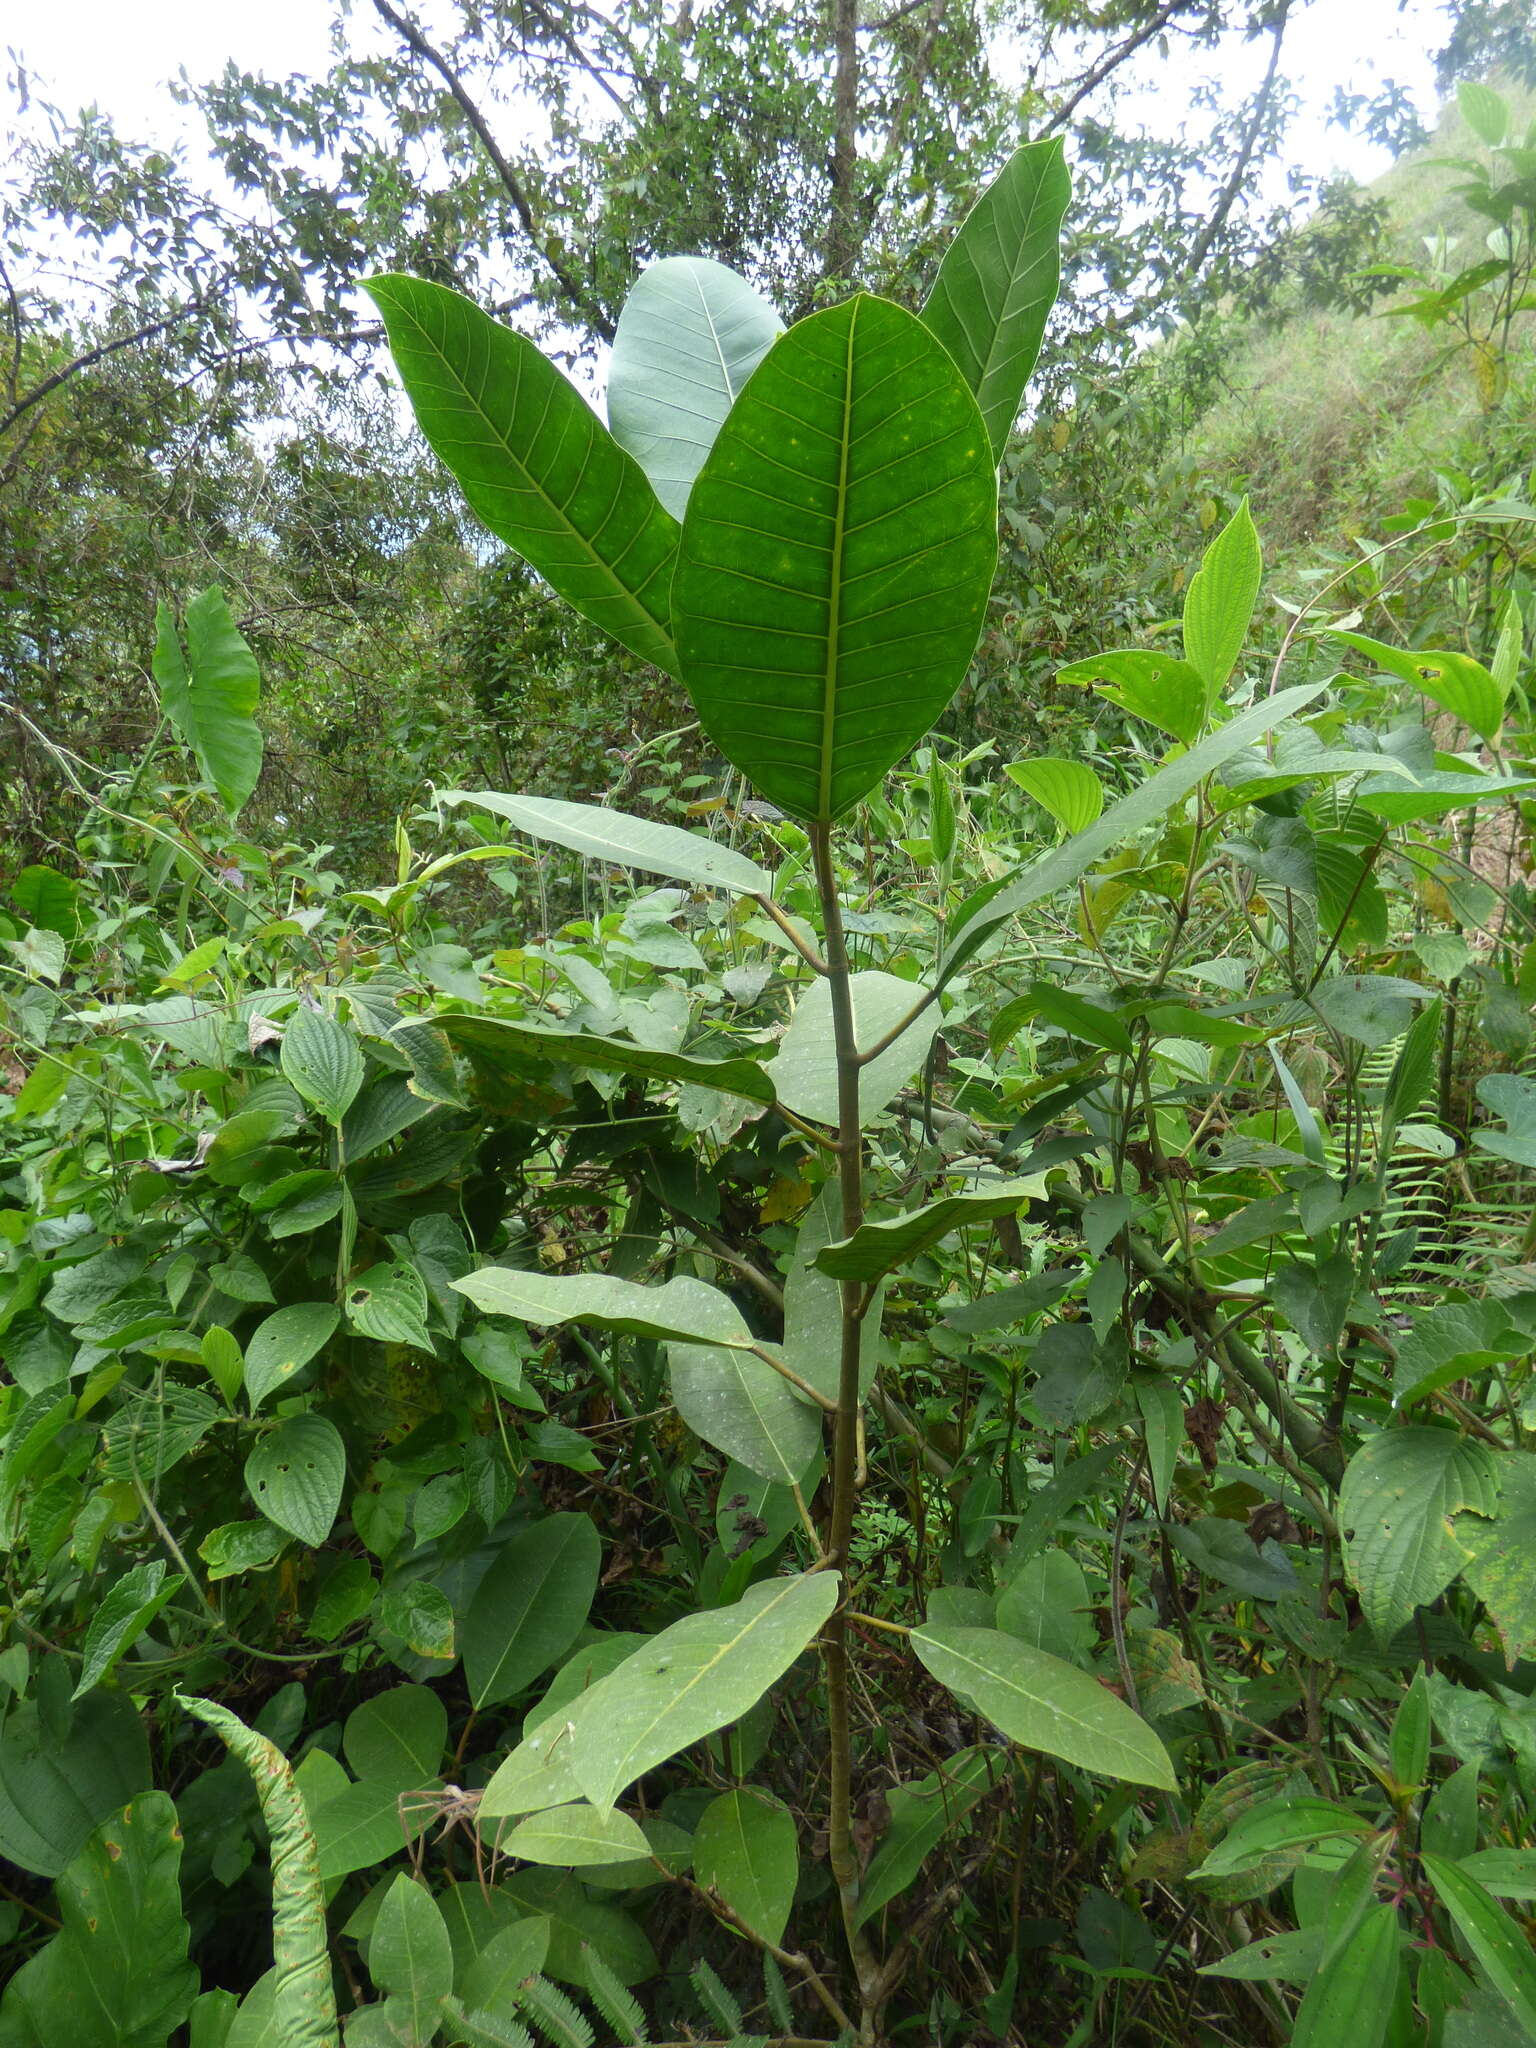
<box><xmin>809</xmin><ymin>820</ymin><xmax>882</xmax><ymax>2031</ymax></box>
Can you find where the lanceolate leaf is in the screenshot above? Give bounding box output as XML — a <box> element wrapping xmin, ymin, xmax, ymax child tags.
<box><xmin>607</xmin><ymin>255</ymin><xmax>784</xmax><ymax>519</ymax></box>
<box><xmin>73</xmin><ymin>1561</ymin><xmax>183</xmax><ymax>1700</ymax></box>
<box><xmin>674</xmin><ymin>293</ymin><xmax>997</xmax><ymax>823</ymax></box>
<box><xmin>670</xmin><ymin>1342</ymin><xmax>823</xmax><ymax>1486</ymax></box>
<box><xmin>1183</xmin><ymin>499</ymin><xmax>1262</xmax><ymax>699</ymax></box>
<box><xmin>366</xmin><ymin>275</ymin><xmax>680</xmax><ymax>676</ymax></box>
<box><xmin>152</xmin><ymin>587</ymin><xmax>263</xmax><ymax>820</ymax></box>
<box><xmin>437</xmin><ymin>792</ymin><xmax>770</xmax><ymax>894</ymax></box>
<box><xmin>1340</xmin><ymin>1427</ymin><xmax>1502</xmax><ymax>1640</ymax></box>
<box><xmin>1290</xmin><ymin>1901</ymin><xmax>1400</xmax><ymax>2048</ymax></box>
<box><xmin>452</xmin><ymin>1269</ymin><xmax>753</xmax><ymax>1348</ymax></box>
<box><xmin>815</xmin><ymin>1181</ymin><xmax>1043</xmax><ymax>1284</ymax></box>
<box><xmin>501</xmin><ymin>1803</ymin><xmax>651</xmax><ymax>1868</ymax></box>
<box><xmin>396</xmin><ymin>1013</ymin><xmax>775</xmax><ymax>1108</ymax></box>
<box><xmin>920</xmin><ymin>136</ymin><xmax>1070</xmax><ymax>462</ymax></box>
<box><xmin>910</xmin><ymin>1624</ymin><xmax>1176</xmax><ymax>1789</ymax></box>
<box><xmin>462</xmin><ymin>1514</ymin><xmax>601</xmax><ymax>1709</ymax></box>
<box><xmin>1422</xmin><ymin>1853</ymin><xmax>1536</xmax><ymax>2035</ymax></box>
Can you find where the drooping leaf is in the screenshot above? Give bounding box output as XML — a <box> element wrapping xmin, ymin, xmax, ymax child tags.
<box><xmin>771</xmin><ymin>969</ymin><xmax>939</xmax><ymax>1126</ymax></box>
<box><xmin>1057</xmin><ymin>648</ymin><xmax>1207</xmax><ymax>744</ymax></box>
<box><xmin>344</xmin><ymin>1261</ymin><xmax>432</xmax><ymax>1350</ymax></box>
<box><xmin>1452</xmin><ymin>1452</ymin><xmax>1536</xmax><ymax>1666</ymax></box>
<box><xmin>365</xmin><ymin>275</ymin><xmax>679</xmax><ymax>675</ymax></box>
<box><xmin>1333</xmin><ymin>631</ymin><xmax>1506</xmax><ymax>745</ymax></box>
<box><xmin>692</xmin><ymin>1788</ymin><xmax>798</xmax><ymax>1945</ymax></box>
<box><xmin>73</xmin><ymin>1561</ymin><xmax>183</xmax><ymax>1699</ymax></box>
<box><xmin>919</xmin><ymin>135</ymin><xmax>1070</xmax><ymax>461</ymax></box>
<box><xmin>1003</xmin><ymin>757</ymin><xmax>1103</xmax><ymax>834</ymax></box>
<box><xmin>1340</xmin><ymin>1427</ymin><xmax>1502</xmax><ymax>1639</ymax></box>
<box><xmin>1190</xmin><ymin>1796</ymin><xmax>1371</xmax><ymax>1880</ymax></box>
<box><xmin>452</xmin><ymin>1269</ymin><xmax>751</xmax><ymax>1349</ymax></box>
<box><xmin>910</xmin><ymin>1625</ymin><xmax>1176</xmax><ymax>1789</ymax></box>
<box><xmin>814</xmin><ymin>1181</ymin><xmax>1042</xmax><ymax>1284</ymax></box>
<box><xmin>502</xmin><ymin>1803</ymin><xmax>651</xmax><ymax>1869</ymax></box>
<box><xmin>367</xmin><ymin>1874</ymin><xmax>454</xmax><ymax>2045</ymax></box>
<box><xmin>244</xmin><ymin>1303</ymin><xmax>341</xmax><ymax>1410</ymax></box>
<box><xmin>437</xmin><ymin>792</ymin><xmax>769</xmax><ymax>894</ymax></box>
<box><xmin>673</xmin><ymin>293</ymin><xmax>997</xmax><ymax>823</ymax></box>
<box><xmin>463</xmin><ymin>1514</ymin><xmax>601</xmax><ymax>1709</ymax></box>
<box><xmin>853</xmin><ymin>1749</ymin><xmax>1001</xmax><ymax>1928</ymax></box>
<box><xmin>280</xmin><ymin>1008</ymin><xmax>364</xmax><ymax>1124</ymax></box>
<box><xmin>669</xmin><ymin>1343</ymin><xmax>823</xmax><ymax>1486</ymax></box>
<box><xmin>398</xmin><ymin>1013</ymin><xmax>775</xmax><ymax>1108</ymax></box>
<box><xmin>1183</xmin><ymin>499</ymin><xmax>1262</xmax><ymax>700</ymax></box>
<box><xmin>1422</xmin><ymin>1853</ymin><xmax>1536</xmax><ymax>2035</ymax></box>
<box><xmin>607</xmin><ymin>255</ymin><xmax>784</xmax><ymax>518</ymax></box>
<box><xmin>152</xmin><ymin>587</ymin><xmax>263</xmax><ymax>819</ymax></box>
<box><xmin>244</xmin><ymin>1415</ymin><xmax>347</xmax><ymax>1548</ymax></box>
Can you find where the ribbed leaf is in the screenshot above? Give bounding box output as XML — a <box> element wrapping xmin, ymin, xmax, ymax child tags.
<box><xmin>608</xmin><ymin>255</ymin><xmax>783</xmax><ymax>518</ymax></box>
<box><xmin>1333</xmin><ymin>631</ymin><xmax>1506</xmax><ymax>745</ymax></box>
<box><xmin>674</xmin><ymin>293</ymin><xmax>996</xmax><ymax>822</ymax></box>
<box><xmin>1422</xmin><ymin>1854</ymin><xmax>1536</xmax><ymax>2035</ymax></box>
<box><xmin>1340</xmin><ymin>1427</ymin><xmax>1502</xmax><ymax>1639</ymax></box>
<box><xmin>669</xmin><ymin>1341</ymin><xmax>822</xmax><ymax>1485</ymax></box>
<box><xmin>920</xmin><ymin>137</ymin><xmax>1070</xmax><ymax>461</ymax></box>
<box><xmin>1004</xmin><ymin>758</ymin><xmax>1103</xmax><ymax>834</ymax></box>
<box><xmin>814</xmin><ymin>1181</ymin><xmax>1043</xmax><ymax>1284</ymax></box>
<box><xmin>366</xmin><ymin>275</ymin><xmax>679</xmax><ymax>675</ymax></box>
<box><xmin>152</xmin><ymin>587</ymin><xmax>263</xmax><ymax>820</ymax></box>
<box><xmin>438</xmin><ymin>792</ymin><xmax>769</xmax><ymax>894</ymax></box>
<box><xmin>1184</xmin><ymin>499</ymin><xmax>1262</xmax><ymax>699</ymax></box>
<box><xmin>452</xmin><ymin>1270</ymin><xmax>752</xmax><ymax>1348</ymax></box>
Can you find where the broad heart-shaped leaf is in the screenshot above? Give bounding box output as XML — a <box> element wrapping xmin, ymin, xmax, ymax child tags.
<box><xmin>501</xmin><ymin>1802</ymin><xmax>651</xmax><ymax>1868</ymax></box>
<box><xmin>815</xmin><ymin>1180</ymin><xmax>1043</xmax><ymax>1284</ymax></box>
<box><xmin>244</xmin><ymin>1302</ymin><xmax>341</xmax><ymax>1410</ymax></box>
<box><xmin>397</xmin><ymin>1013</ymin><xmax>775</xmax><ymax>1108</ymax></box>
<box><xmin>1332</xmin><ymin>630</ymin><xmax>1506</xmax><ymax>745</ymax></box>
<box><xmin>73</xmin><ymin>1561</ymin><xmax>183</xmax><ymax>1699</ymax></box>
<box><xmin>771</xmin><ymin>969</ymin><xmax>939</xmax><ymax>1126</ymax></box>
<box><xmin>1004</xmin><ymin>757</ymin><xmax>1103</xmax><ymax>835</ymax></box>
<box><xmin>437</xmin><ymin>791</ymin><xmax>769</xmax><ymax>895</ymax></box>
<box><xmin>1453</xmin><ymin>1451</ymin><xmax>1536</xmax><ymax>1665</ymax></box>
<box><xmin>911</xmin><ymin>1625</ymin><xmax>1175</xmax><ymax>1789</ymax></box>
<box><xmin>152</xmin><ymin>586</ymin><xmax>263</xmax><ymax>819</ymax></box>
<box><xmin>504</xmin><ymin>1573</ymin><xmax>839</xmax><ymax>1814</ymax></box>
<box><xmin>462</xmin><ymin>1513</ymin><xmax>601</xmax><ymax>1709</ymax></box>
<box><xmin>365</xmin><ymin>275</ymin><xmax>680</xmax><ymax>676</ymax></box>
<box><xmin>937</xmin><ymin>680</ymin><xmax>1330</xmax><ymax>991</ymax></box>
<box><xmin>670</xmin><ymin>1342</ymin><xmax>823</xmax><ymax>1486</ymax></box>
<box><xmin>1473</xmin><ymin>1072</ymin><xmax>1536</xmax><ymax>1168</ymax></box>
<box><xmin>453</xmin><ymin>1269</ymin><xmax>752</xmax><ymax>1349</ymax></box>
<box><xmin>919</xmin><ymin>135</ymin><xmax>1070</xmax><ymax>462</ymax></box>
<box><xmin>1422</xmin><ymin>1853</ymin><xmax>1536</xmax><ymax>2036</ymax></box>
<box><xmin>0</xmin><ymin>1790</ymin><xmax>198</xmax><ymax>2048</ymax></box>
<box><xmin>244</xmin><ymin>1414</ymin><xmax>346</xmax><ymax>1547</ymax></box>
<box><xmin>1057</xmin><ymin>648</ymin><xmax>1207</xmax><ymax>744</ymax></box>
<box><xmin>280</xmin><ymin>1007</ymin><xmax>364</xmax><ymax>1123</ymax></box>
<box><xmin>673</xmin><ymin>293</ymin><xmax>996</xmax><ymax>823</ymax></box>
<box><xmin>692</xmin><ymin>1788</ymin><xmax>798</xmax><ymax>1945</ymax></box>
<box><xmin>607</xmin><ymin>255</ymin><xmax>784</xmax><ymax>519</ymax></box>
<box><xmin>1183</xmin><ymin>498</ymin><xmax>1262</xmax><ymax>700</ymax></box>
<box><xmin>0</xmin><ymin>1688</ymin><xmax>150</xmax><ymax>1880</ymax></box>
<box><xmin>1339</xmin><ymin>1427</ymin><xmax>1502</xmax><ymax>1640</ymax></box>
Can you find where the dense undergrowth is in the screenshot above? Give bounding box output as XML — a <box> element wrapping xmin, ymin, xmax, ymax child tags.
<box><xmin>3</xmin><ymin>69</ymin><xmax>1536</xmax><ymax>2048</ymax></box>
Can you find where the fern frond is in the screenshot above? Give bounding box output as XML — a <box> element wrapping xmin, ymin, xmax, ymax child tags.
<box><xmin>689</xmin><ymin>1961</ymin><xmax>744</xmax><ymax>2037</ymax></box>
<box><xmin>577</xmin><ymin>1943</ymin><xmax>648</xmax><ymax>2044</ymax></box>
<box><xmin>441</xmin><ymin>1995</ymin><xmax>537</xmax><ymax>2048</ymax></box>
<box><xmin>514</xmin><ymin>1974</ymin><xmax>596</xmax><ymax>2048</ymax></box>
<box><xmin>761</xmin><ymin>1953</ymin><xmax>793</xmax><ymax>2034</ymax></box>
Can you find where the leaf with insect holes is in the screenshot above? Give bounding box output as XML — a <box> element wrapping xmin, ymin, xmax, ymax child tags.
<box><xmin>280</xmin><ymin>1006</ymin><xmax>364</xmax><ymax>1123</ymax></box>
<box><xmin>243</xmin><ymin>1302</ymin><xmax>341</xmax><ymax>1409</ymax></box>
<box><xmin>345</xmin><ymin>1261</ymin><xmax>431</xmax><ymax>1350</ymax></box>
<box><xmin>244</xmin><ymin>1414</ymin><xmax>346</xmax><ymax>1547</ymax></box>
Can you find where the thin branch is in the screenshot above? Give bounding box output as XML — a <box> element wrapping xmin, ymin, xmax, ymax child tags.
<box><xmin>1173</xmin><ymin>2</ymin><xmax>1293</xmax><ymax>291</ymax></box>
<box><xmin>370</xmin><ymin>0</ymin><xmax>615</xmax><ymax>341</ymax></box>
<box><xmin>1039</xmin><ymin>0</ymin><xmax>1198</xmax><ymax>140</ymax></box>
<box><xmin>825</xmin><ymin>0</ymin><xmax>862</xmax><ymax>283</ymax></box>
<box><xmin>0</xmin><ymin>301</ymin><xmax>204</xmax><ymax>439</ymax></box>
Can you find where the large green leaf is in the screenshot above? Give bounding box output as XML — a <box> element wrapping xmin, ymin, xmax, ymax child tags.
<box><xmin>0</xmin><ymin>1685</ymin><xmax>151</xmax><ymax>1878</ymax></box>
<box><xmin>669</xmin><ymin>1341</ymin><xmax>823</xmax><ymax>1486</ymax></box>
<box><xmin>910</xmin><ymin>1624</ymin><xmax>1176</xmax><ymax>1789</ymax></box>
<box><xmin>462</xmin><ymin>1514</ymin><xmax>601</xmax><ymax>1709</ymax></box>
<box><xmin>501</xmin><ymin>1803</ymin><xmax>650</xmax><ymax>1869</ymax></box>
<box><xmin>343</xmin><ymin>1685</ymin><xmax>447</xmax><ymax>1793</ymax></box>
<box><xmin>496</xmin><ymin>1574</ymin><xmax>839</xmax><ymax>1814</ymax></box>
<box><xmin>1290</xmin><ymin>1901</ymin><xmax>1400</xmax><ymax>2048</ymax></box>
<box><xmin>673</xmin><ymin>293</ymin><xmax>997</xmax><ymax>823</ymax></box>
<box><xmin>692</xmin><ymin>1788</ymin><xmax>798</xmax><ymax>1945</ymax></box>
<box><xmin>815</xmin><ymin>1180</ymin><xmax>1043</xmax><ymax>1284</ymax></box>
<box><xmin>0</xmin><ymin>1792</ymin><xmax>198</xmax><ymax>2048</ymax></box>
<box><xmin>1003</xmin><ymin>757</ymin><xmax>1103</xmax><ymax>834</ymax></box>
<box><xmin>245</xmin><ymin>1414</ymin><xmax>347</xmax><ymax>1547</ymax></box>
<box><xmin>607</xmin><ymin>255</ymin><xmax>784</xmax><ymax>519</ymax></box>
<box><xmin>853</xmin><ymin>1749</ymin><xmax>1001</xmax><ymax>1928</ymax></box>
<box><xmin>1183</xmin><ymin>499</ymin><xmax>1262</xmax><ymax>699</ymax></box>
<box><xmin>452</xmin><ymin>1269</ymin><xmax>752</xmax><ymax>1349</ymax></box>
<box><xmin>1057</xmin><ymin>647</ymin><xmax>1207</xmax><ymax>744</ymax></box>
<box><xmin>280</xmin><ymin>1008</ymin><xmax>364</xmax><ymax>1124</ymax></box>
<box><xmin>366</xmin><ymin>1874</ymin><xmax>453</xmax><ymax>2047</ymax></box>
<box><xmin>437</xmin><ymin>792</ymin><xmax>769</xmax><ymax>894</ymax></box>
<box><xmin>396</xmin><ymin>1013</ymin><xmax>775</xmax><ymax>1108</ymax></box>
<box><xmin>1333</xmin><ymin>631</ymin><xmax>1506</xmax><ymax>745</ymax></box>
<box><xmin>1340</xmin><ymin>1427</ymin><xmax>1502</xmax><ymax>1639</ymax></box>
<box><xmin>1453</xmin><ymin>1451</ymin><xmax>1536</xmax><ymax>1665</ymax></box>
<box><xmin>771</xmin><ymin>969</ymin><xmax>939</xmax><ymax>1126</ymax></box>
<box><xmin>365</xmin><ymin>275</ymin><xmax>680</xmax><ymax>675</ymax></box>
<box><xmin>244</xmin><ymin>1303</ymin><xmax>341</xmax><ymax>1410</ymax></box>
<box><xmin>1423</xmin><ymin>1853</ymin><xmax>1536</xmax><ymax>2035</ymax></box>
<box><xmin>152</xmin><ymin>587</ymin><xmax>263</xmax><ymax>820</ymax></box>
<box><xmin>919</xmin><ymin>136</ymin><xmax>1070</xmax><ymax>462</ymax></box>
<box><xmin>73</xmin><ymin>1561</ymin><xmax>183</xmax><ymax>1699</ymax></box>
<box><xmin>937</xmin><ymin>680</ymin><xmax>1330</xmax><ymax>988</ymax></box>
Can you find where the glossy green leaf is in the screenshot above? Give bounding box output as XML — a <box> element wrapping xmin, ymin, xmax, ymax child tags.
<box><xmin>367</xmin><ymin>1874</ymin><xmax>453</xmax><ymax>2045</ymax></box>
<box><xmin>437</xmin><ymin>792</ymin><xmax>769</xmax><ymax>894</ymax></box>
<box><xmin>910</xmin><ymin>1624</ymin><xmax>1176</xmax><ymax>1789</ymax></box>
<box><xmin>1340</xmin><ymin>1427</ymin><xmax>1502</xmax><ymax>1640</ymax></box>
<box><xmin>502</xmin><ymin>1803</ymin><xmax>650</xmax><ymax>1869</ymax></box>
<box><xmin>815</xmin><ymin>1180</ymin><xmax>1042</xmax><ymax>1283</ymax></box>
<box><xmin>607</xmin><ymin>255</ymin><xmax>783</xmax><ymax>518</ymax></box>
<box><xmin>853</xmin><ymin>1749</ymin><xmax>1001</xmax><ymax>1927</ymax></box>
<box><xmin>1333</xmin><ymin>631</ymin><xmax>1505</xmax><ymax>745</ymax></box>
<box><xmin>1393</xmin><ymin>1299</ymin><xmax>1528</xmax><ymax>1409</ymax></box>
<box><xmin>771</xmin><ymin>969</ymin><xmax>939</xmax><ymax>1126</ymax></box>
<box><xmin>1291</xmin><ymin>1901</ymin><xmax>1400</xmax><ymax>2048</ymax></box>
<box><xmin>73</xmin><ymin>1561</ymin><xmax>183</xmax><ymax>1699</ymax></box>
<box><xmin>244</xmin><ymin>1414</ymin><xmax>347</xmax><ymax>1547</ymax></box>
<box><xmin>919</xmin><ymin>136</ymin><xmax>1070</xmax><ymax>461</ymax></box>
<box><xmin>1423</xmin><ymin>1853</ymin><xmax>1536</xmax><ymax>2035</ymax></box>
<box><xmin>366</xmin><ymin>276</ymin><xmax>679</xmax><ymax>674</ymax></box>
<box><xmin>1190</xmin><ymin>1796</ymin><xmax>1371</xmax><ymax>1879</ymax></box>
<box><xmin>401</xmin><ymin>1013</ymin><xmax>775</xmax><ymax>1108</ymax></box>
<box><xmin>1057</xmin><ymin>647</ymin><xmax>1207</xmax><ymax>743</ymax></box>
<box><xmin>1457</xmin><ymin>1847</ymin><xmax>1536</xmax><ymax>1901</ymax></box>
<box><xmin>670</xmin><ymin>1342</ymin><xmax>822</xmax><ymax>1486</ymax></box>
<box><xmin>344</xmin><ymin>1686</ymin><xmax>447</xmax><ymax>1793</ymax></box>
<box><xmin>280</xmin><ymin>1007</ymin><xmax>363</xmax><ymax>1123</ymax></box>
<box><xmin>463</xmin><ymin>1514</ymin><xmax>601</xmax><ymax>1709</ymax></box>
<box><xmin>1003</xmin><ymin>757</ymin><xmax>1103</xmax><ymax>834</ymax></box>
<box><xmin>0</xmin><ymin>1791</ymin><xmax>198</xmax><ymax>2048</ymax></box>
<box><xmin>244</xmin><ymin>1303</ymin><xmax>340</xmax><ymax>1410</ymax></box>
<box><xmin>344</xmin><ymin>1261</ymin><xmax>431</xmax><ymax>1350</ymax></box>
<box><xmin>453</xmin><ymin>1269</ymin><xmax>751</xmax><ymax>1348</ymax></box>
<box><xmin>456</xmin><ymin>1920</ymin><xmax>553</xmax><ymax>2017</ymax></box>
<box><xmin>1198</xmin><ymin>1929</ymin><xmax>1322</xmax><ymax>1982</ymax></box>
<box><xmin>152</xmin><ymin>587</ymin><xmax>263</xmax><ymax>820</ymax></box>
<box><xmin>673</xmin><ymin>293</ymin><xmax>996</xmax><ymax>822</ymax></box>
<box><xmin>309</xmin><ymin>1779</ymin><xmax>431</xmax><ymax>1882</ymax></box>
<box><xmin>0</xmin><ymin>1687</ymin><xmax>150</xmax><ymax>1879</ymax></box>
<box><xmin>692</xmin><ymin>1788</ymin><xmax>798</xmax><ymax>1944</ymax></box>
<box><xmin>1183</xmin><ymin>499</ymin><xmax>1262</xmax><ymax>698</ymax></box>
<box><xmin>782</xmin><ymin>1182</ymin><xmax>884</xmax><ymax>1403</ymax></box>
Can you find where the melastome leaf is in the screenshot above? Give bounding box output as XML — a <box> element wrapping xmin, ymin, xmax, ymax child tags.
<box><xmin>608</xmin><ymin>255</ymin><xmax>784</xmax><ymax>518</ymax></box>
<box><xmin>366</xmin><ymin>275</ymin><xmax>680</xmax><ymax>675</ymax></box>
<box><xmin>674</xmin><ymin>294</ymin><xmax>997</xmax><ymax>823</ymax></box>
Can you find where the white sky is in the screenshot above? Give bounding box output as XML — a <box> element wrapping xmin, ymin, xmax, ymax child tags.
<box><xmin>10</xmin><ymin>0</ymin><xmax>1456</xmax><ymax>188</ymax></box>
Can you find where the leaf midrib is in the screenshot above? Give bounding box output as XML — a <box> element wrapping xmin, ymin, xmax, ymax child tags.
<box><xmin>817</xmin><ymin>303</ymin><xmax>858</xmax><ymax>824</ymax></box>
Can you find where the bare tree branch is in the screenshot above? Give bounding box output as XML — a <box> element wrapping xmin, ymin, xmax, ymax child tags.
<box><xmin>0</xmin><ymin>302</ymin><xmax>205</xmax><ymax>440</ymax></box>
<box><xmin>1175</xmin><ymin>1</ymin><xmax>1293</xmax><ymax>289</ymax></box>
<box><xmin>1039</xmin><ymin>0</ymin><xmax>1200</xmax><ymax>139</ymax></box>
<box><xmin>370</xmin><ymin>0</ymin><xmax>616</xmax><ymax>341</ymax></box>
<box><xmin>825</xmin><ymin>0</ymin><xmax>862</xmax><ymax>283</ymax></box>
